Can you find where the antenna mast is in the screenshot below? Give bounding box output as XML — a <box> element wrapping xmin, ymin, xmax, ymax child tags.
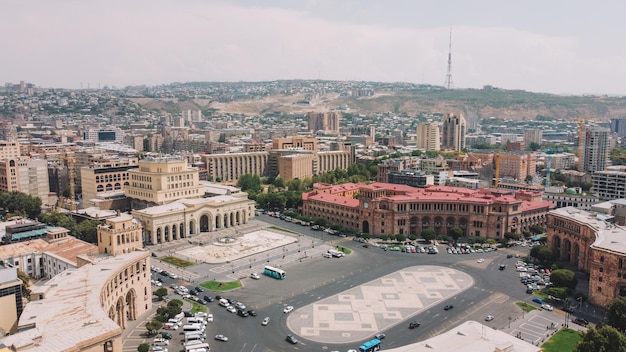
<box><xmin>444</xmin><ymin>27</ymin><xmax>454</xmax><ymax>89</ymax></box>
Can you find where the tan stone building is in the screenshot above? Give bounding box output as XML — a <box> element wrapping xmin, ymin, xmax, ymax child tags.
<box><xmin>496</xmin><ymin>152</ymin><xmax>537</xmax><ymax>182</ymax></box>
<box><xmin>132</xmin><ymin>194</ymin><xmax>255</xmax><ymax>244</ymax></box>
<box><xmin>1</xmin><ymin>214</ymin><xmax>151</xmax><ymax>351</ymax></box>
<box><xmin>441</xmin><ymin>113</ymin><xmax>466</xmax><ymax>151</ymax></box>
<box><xmin>0</xmin><ymin>141</ymin><xmax>20</xmax><ymax>161</ymax></box>
<box><xmin>201</xmin><ymin>152</ymin><xmax>270</xmax><ymax>182</ymax></box>
<box><xmin>80</xmin><ymin>157</ymin><xmax>139</xmax><ymax>208</ymax></box>
<box><xmin>416</xmin><ymin>122</ymin><xmax>441</xmax><ymax>151</ymax></box>
<box><xmin>125</xmin><ymin>155</ymin><xmax>204</xmax><ymax>209</ymax></box>
<box><xmin>547</xmin><ymin>206</ymin><xmax>626</xmax><ymax>306</ymax></box>
<box><xmin>307</xmin><ymin>112</ymin><xmax>341</xmax><ymax>134</ymax></box>
<box><xmin>0</xmin><ymin>158</ymin><xmax>51</xmax><ymax>206</ymax></box>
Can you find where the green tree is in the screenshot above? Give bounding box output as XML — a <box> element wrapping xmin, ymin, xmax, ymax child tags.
<box><xmin>525</xmin><ymin>175</ymin><xmax>534</xmax><ymax>184</ymax></box>
<box><xmin>550</xmin><ymin>269</ymin><xmax>577</xmax><ymax>289</ymax></box>
<box><xmin>574</xmin><ymin>325</ymin><xmax>626</xmax><ymax>352</ymax></box>
<box><xmin>408</xmin><ymin>234</ymin><xmax>417</xmax><ymax>241</ymax></box>
<box><xmin>395</xmin><ymin>234</ymin><xmax>406</xmax><ymax>242</ymax></box>
<box><xmin>421</xmin><ymin>229</ymin><xmax>436</xmax><ymax>243</ymax></box>
<box><xmin>449</xmin><ymin>227</ymin><xmax>463</xmax><ymax>244</ymax></box>
<box><xmin>530</xmin><ymin>225</ymin><xmax>545</xmax><ymax>234</ymax></box>
<box><xmin>606</xmin><ymin>296</ymin><xmax>626</xmax><ymax>332</ymax></box>
<box><xmin>137</xmin><ymin>343</ymin><xmax>150</xmax><ymax>352</ymax></box>
<box><xmin>154</xmin><ymin>287</ymin><xmax>168</xmax><ymax>300</ymax></box>
<box><xmin>75</xmin><ymin>219</ymin><xmax>100</xmax><ymax>244</ymax></box>
<box><xmin>546</xmin><ymin>287</ymin><xmax>569</xmax><ymax>299</ymax></box>
<box><xmin>236</xmin><ymin>174</ymin><xmax>262</xmax><ymax>194</ymax></box>
<box><xmin>504</xmin><ymin>232</ymin><xmax>521</xmax><ymax>241</ymax></box>
<box><xmin>314</xmin><ymin>217</ymin><xmax>330</xmax><ymax>228</ymax></box>
<box><xmin>0</xmin><ymin>191</ymin><xmax>42</xmax><ymax>219</ymax></box>
<box><xmin>145</xmin><ymin>320</ymin><xmax>163</xmax><ymax>334</ymax></box>
<box><xmin>17</xmin><ymin>269</ymin><xmax>31</xmax><ymax>296</ymax></box>
<box><xmin>274</xmin><ymin>176</ymin><xmax>286</xmax><ymax>189</ymax></box>
<box><xmin>528</xmin><ymin>142</ymin><xmax>541</xmax><ymax>151</ymax></box>
<box><xmin>530</xmin><ymin>245</ymin><xmax>554</xmax><ymax>263</ymax></box>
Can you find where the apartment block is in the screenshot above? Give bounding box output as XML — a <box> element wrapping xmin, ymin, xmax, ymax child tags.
<box><xmin>523</xmin><ymin>129</ymin><xmax>543</xmax><ymax>146</ymax></box>
<box><xmin>308</xmin><ymin>112</ymin><xmax>341</xmax><ymax>134</ymax></box>
<box><xmin>592</xmin><ymin>167</ymin><xmax>626</xmax><ymax>200</ymax></box>
<box><xmin>441</xmin><ymin>113</ymin><xmax>466</xmax><ymax>151</ymax></box>
<box><xmin>416</xmin><ymin>122</ymin><xmax>441</xmax><ymax>151</ymax></box>
<box><xmin>582</xmin><ymin>127</ymin><xmax>609</xmax><ymax>173</ymax></box>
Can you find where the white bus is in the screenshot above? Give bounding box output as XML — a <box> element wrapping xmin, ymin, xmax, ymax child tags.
<box><xmin>328</xmin><ymin>249</ymin><xmax>344</xmax><ymax>258</ymax></box>
<box><xmin>263</xmin><ymin>265</ymin><xmax>286</xmax><ymax>279</ymax></box>
<box><xmin>182</xmin><ymin>323</ymin><xmax>204</xmax><ymax>332</ymax></box>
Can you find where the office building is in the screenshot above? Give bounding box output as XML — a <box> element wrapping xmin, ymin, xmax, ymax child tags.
<box><xmin>80</xmin><ymin>157</ymin><xmax>139</xmax><ymax>208</ymax></box>
<box><xmin>592</xmin><ymin>166</ymin><xmax>626</xmax><ymax>200</ymax></box>
<box><xmin>496</xmin><ymin>153</ymin><xmax>537</xmax><ymax>182</ymax></box>
<box><xmin>82</xmin><ymin>128</ymin><xmax>124</xmax><ymax>143</ymax></box>
<box><xmin>548</xmin><ymin>153</ymin><xmax>577</xmax><ymax>170</ymax></box>
<box><xmin>582</xmin><ymin>127</ymin><xmax>609</xmax><ymax>173</ymax></box>
<box><xmin>416</xmin><ymin>122</ymin><xmax>441</xmax><ymax>151</ymax></box>
<box><xmin>0</xmin><ymin>142</ymin><xmax>20</xmax><ymax>161</ymax></box>
<box><xmin>542</xmin><ymin>187</ymin><xmax>599</xmax><ymax>210</ymax></box>
<box><xmin>308</xmin><ymin>112</ymin><xmax>341</xmax><ymax>134</ymax></box>
<box><xmin>0</xmin><ymin>159</ymin><xmax>51</xmax><ymax>205</ymax></box>
<box><xmin>387</xmin><ymin>170</ymin><xmax>434</xmax><ymax>188</ymax></box>
<box><xmin>441</xmin><ymin>113</ymin><xmax>466</xmax><ymax>151</ymax></box>
<box><xmin>125</xmin><ymin>155</ymin><xmax>204</xmax><ymax>209</ymax></box>
<box><xmin>303</xmin><ymin>182</ymin><xmax>552</xmax><ymax>239</ymax></box>
<box><xmin>611</xmin><ymin>118</ymin><xmax>626</xmax><ymax>137</ymax></box>
<box><xmin>524</xmin><ymin>129</ymin><xmax>543</xmax><ymax>146</ymax></box>
<box><xmin>0</xmin><ymin>264</ymin><xmax>23</xmax><ymax>334</ymax></box>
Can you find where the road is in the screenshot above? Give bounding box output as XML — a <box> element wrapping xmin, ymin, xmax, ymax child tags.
<box><xmin>130</xmin><ymin>214</ymin><xmax>543</xmax><ymax>352</ymax></box>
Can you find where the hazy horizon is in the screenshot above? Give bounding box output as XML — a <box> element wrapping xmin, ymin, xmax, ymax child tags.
<box><xmin>4</xmin><ymin>0</ymin><xmax>626</xmax><ymax>95</ymax></box>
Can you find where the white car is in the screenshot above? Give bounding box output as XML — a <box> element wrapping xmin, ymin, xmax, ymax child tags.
<box><xmin>485</xmin><ymin>315</ymin><xmax>494</xmax><ymax>321</ymax></box>
<box><xmin>226</xmin><ymin>305</ymin><xmax>237</xmax><ymax>313</ymax></box>
<box><xmin>262</xmin><ymin>317</ymin><xmax>270</xmax><ymax>326</ymax></box>
<box><xmin>215</xmin><ymin>334</ymin><xmax>228</xmax><ymax>342</ymax></box>
<box><xmin>477</xmin><ymin>258</ymin><xmax>485</xmax><ymax>263</ymax></box>
<box><xmin>541</xmin><ymin>303</ymin><xmax>554</xmax><ymax>311</ymax></box>
<box><xmin>283</xmin><ymin>306</ymin><xmax>294</xmax><ymax>313</ymax></box>
<box><xmin>195</xmin><ymin>312</ymin><xmax>207</xmax><ymax>318</ymax></box>
<box><xmin>250</xmin><ymin>273</ymin><xmax>260</xmax><ymax>280</ymax></box>
<box><xmin>206</xmin><ymin>314</ymin><xmax>213</xmax><ymax>322</ymax></box>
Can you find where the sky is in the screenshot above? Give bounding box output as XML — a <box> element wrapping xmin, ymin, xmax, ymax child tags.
<box><xmin>3</xmin><ymin>0</ymin><xmax>626</xmax><ymax>95</ymax></box>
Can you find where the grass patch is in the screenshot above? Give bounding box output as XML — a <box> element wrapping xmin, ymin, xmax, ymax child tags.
<box><xmin>337</xmin><ymin>246</ymin><xmax>352</xmax><ymax>255</ymax></box>
<box><xmin>200</xmin><ymin>280</ymin><xmax>242</xmax><ymax>291</ymax></box>
<box><xmin>185</xmin><ymin>299</ymin><xmax>207</xmax><ymax>314</ymax></box>
<box><xmin>534</xmin><ymin>291</ymin><xmax>549</xmax><ymax>299</ymax></box>
<box><xmin>516</xmin><ymin>301</ymin><xmax>539</xmax><ymax>313</ymax></box>
<box><xmin>268</xmin><ymin>226</ymin><xmax>297</xmax><ymax>234</ymax></box>
<box><xmin>541</xmin><ymin>328</ymin><xmax>581</xmax><ymax>352</ymax></box>
<box><xmin>160</xmin><ymin>256</ymin><xmax>195</xmax><ymax>268</ymax></box>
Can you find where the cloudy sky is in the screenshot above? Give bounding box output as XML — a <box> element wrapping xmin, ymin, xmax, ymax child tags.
<box><xmin>3</xmin><ymin>0</ymin><xmax>626</xmax><ymax>95</ymax></box>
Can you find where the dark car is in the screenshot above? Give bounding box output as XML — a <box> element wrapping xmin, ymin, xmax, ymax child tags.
<box><xmin>374</xmin><ymin>333</ymin><xmax>386</xmax><ymax>340</ymax></box>
<box><xmin>160</xmin><ymin>332</ymin><xmax>172</xmax><ymax>340</ymax></box>
<box><xmin>237</xmin><ymin>309</ymin><xmax>250</xmax><ymax>317</ymax></box>
<box><xmin>195</xmin><ymin>286</ymin><xmax>204</xmax><ymax>292</ymax></box>
<box><xmin>286</xmin><ymin>334</ymin><xmax>299</xmax><ymax>344</ymax></box>
<box><xmin>151</xmin><ymin>252</ymin><xmax>158</xmax><ymax>257</ymax></box>
<box><xmin>499</xmin><ymin>264</ymin><xmax>506</xmax><ymax>270</ymax></box>
<box><xmin>183</xmin><ymin>311</ymin><xmax>193</xmax><ymax>317</ymax></box>
<box><xmin>160</xmin><ymin>271</ymin><xmax>169</xmax><ymax>276</ymax></box>
<box><xmin>444</xmin><ymin>304</ymin><xmax>454</xmax><ymax>310</ymax></box>
<box><xmin>409</xmin><ymin>321</ymin><xmax>420</xmax><ymax>329</ymax></box>
<box><xmin>563</xmin><ymin>306</ymin><xmax>576</xmax><ymax>313</ymax></box>
<box><xmin>248</xmin><ymin>310</ymin><xmax>257</xmax><ymax>317</ymax></box>
<box><xmin>198</xmin><ymin>300</ymin><xmax>207</xmax><ymax>305</ymax></box>
<box><xmin>506</xmin><ymin>254</ymin><xmax>513</xmax><ymax>258</ymax></box>
<box><xmin>215</xmin><ymin>295</ymin><xmax>223</xmax><ymax>300</ymax></box>
<box><xmin>572</xmin><ymin>317</ymin><xmax>589</xmax><ymax>326</ymax></box>
<box><xmin>204</xmin><ymin>295</ymin><xmax>215</xmax><ymax>302</ymax></box>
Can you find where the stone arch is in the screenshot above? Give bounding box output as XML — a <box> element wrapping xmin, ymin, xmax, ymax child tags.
<box><xmin>200</xmin><ymin>214</ymin><xmax>209</xmax><ymax>232</ymax></box>
<box><xmin>106</xmin><ymin>184</ymin><xmax>113</xmax><ymax>191</ymax></box>
<box><xmin>172</xmin><ymin>224</ymin><xmax>177</xmax><ymax>240</ymax></box>
<box><xmin>180</xmin><ymin>223</ymin><xmax>185</xmax><ymax>238</ymax></box>
<box><xmin>156</xmin><ymin>227</ymin><xmax>162</xmax><ymax>243</ymax></box>
<box><xmin>422</xmin><ymin>216</ymin><xmax>430</xmax><ymax>228</ymax></box>
<box><xmin>108</xmin><ymin>306</ymin><xmax>115</xmax><ymax>322</ymax></box>
<box><xmin>188</xmin><ymin>220</ymin><xmax>195</xmax><ymax>236</ymax></box>
<box><xmin>97</xmin><ymin>185</ymin><xmax>104</xmax><ymax>192</ymax></box>
<box><xmin>410</xmin><ymin>216</ymin><xmax>420</xmax><ymax>235</ymax></box>
<box><xmin>236</xmin><ymin>211</ymin><xmax>241</xmax><ymax>225</ymax></box>
<box><xmin>114</xmin><ymin>182</ymin><xmax>121</xmax><ymax>190</ymax></box>
<box><xmin>446</xmin><ymin>216</ymin><xmax>456</xmax><ymax>227</ymax></box>
<box><xmin>458</xmin><ymin>217</ymin><xmax>468</xmax><ymax>230</ymax></box>
<box><xmin>125</xmin><ymin>289</ymin><xmax>137</xmax><ymax>321</ymax></box>
<box><xmin>116</xmin><ymin>297</ymin><xmax>125</xmax><ymax>329</ymax></box>
<box><xmin>230</xmin><ymin>212</ymin><xmax>235</xmax><ymax>227</ymax></box>
<box><xmin>215</xmin><ymin>214</ymin><xmax>222</xmax><ymax>229</ymax></box>
<box><xmin>510</xmin><ymin>217</ymin><xmax>519</xmax><ymax>233</ymax></box>
<box><xmin>572</xmin><ymin>242</ymin><xmax>580</xmax><ymax>266</ymax></box>
<box><xmin>362</xmin><ymin>220</ymin><xmax>370</xmax><ymax>234</ymax></box>
<box><xmin>552</xmin><ymin>236</ymin><xmax>562</xmax><ymax>259</ymax></box>
<box><xmin>563</xmin><ymin>238</ymin><xmax>572</xmax><ymax>262</ymax></box>
<box><xmin>164</xmin><ymin>226</ymin><xmax>170</xmax><ymax>242</ymax></box>
<box><xmin>223</xmin><ymin>214</ymin><xmax>228</xmax><ymax>228</ymax></box>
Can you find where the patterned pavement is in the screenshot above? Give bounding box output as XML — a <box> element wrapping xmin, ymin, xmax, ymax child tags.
<box><xmin>287</xmin><ymin>265</ymin><xmax>473</xmax><ymax>344</ymax></box>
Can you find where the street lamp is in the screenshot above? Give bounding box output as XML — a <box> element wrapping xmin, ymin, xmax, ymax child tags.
<box><xmin>508</xmin><ymin>316</ymin><xmax>512</xmax><ymax>328</ymax></box>
<box><xmin>249</xmin><ymin>258</ymin><xmax>252</xmax><ymax>268</ymax></box>
<box><xmin>266</xmin><ymin>253</ymin><xmax>269</xmax><ymax>263</ymax></box>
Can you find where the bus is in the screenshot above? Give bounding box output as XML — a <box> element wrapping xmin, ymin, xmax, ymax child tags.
<box><xmin>263</xmin><ymin>265</ymin><xmax>286</xmax><ymax>279</ymax></box>
<box><xmin>359</xmin><ymin>338</ymin><xmax>382</xmax><ymax>352</ymax></box>
<box><xmin>184</xmin><ymin>342</ymin><xmax>210</xmax><ymax>352</ymax></box>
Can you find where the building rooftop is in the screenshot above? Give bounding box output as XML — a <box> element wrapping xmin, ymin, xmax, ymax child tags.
<box><xmin>384</xmin><ymin>320</ymin><xmax>539</xmax><ymax>352</ymax></box>
<box><xmin>550</xmin><ymin>206</ymin><xmax>626</xmax><ymax>254</ymax></box>
<box><xmin>0</xmin><ymin>236</ymin><xmax>97</xmax><ymax>266</ymax></box>
<box><xmin>1</xmin><ymin>251</ymin><xmax>148</xmax><ymax>352</ymax></box>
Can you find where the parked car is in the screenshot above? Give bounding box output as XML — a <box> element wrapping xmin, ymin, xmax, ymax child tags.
<box><xmin>485</xmin><ymin>315</ymin><xmax>494</xmax><ymax>321</ymax></box>
<box><xmin>248</xmin><ymin>310</ymin><xmax>257</xmax><ymax>316</ymax></box>
<box><xmin>572</xmin><ymin>317</ymin><xmax>589</xmax><ymax>326</ymax></box>
<box><xmin>226</xmin><ymin>306</ymin><xmax>237</xmax><ymax>313</ymax></box>
<box><xmin>541</xmin><ymin>303</ymin><xmax>554</xmax><ymax>311</ymax></box>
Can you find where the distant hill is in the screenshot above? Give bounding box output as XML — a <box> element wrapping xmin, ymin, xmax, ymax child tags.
<box><xmin>131</xmin><ymin>84</ymin><xmax>626</xmax><ymax>121</ymax></box>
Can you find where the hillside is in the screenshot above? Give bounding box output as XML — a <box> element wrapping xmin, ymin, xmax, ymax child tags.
<box><xmin>131</xmin><ymin>85</ymin><xmax>626</xmax><ymax>121</ymax></box>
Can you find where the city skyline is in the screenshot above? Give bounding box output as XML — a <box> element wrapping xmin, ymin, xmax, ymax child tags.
<box><xmin>3</xmin><ymin>0</ymin><xmax>626</xmax><ymax>95</ymax></box>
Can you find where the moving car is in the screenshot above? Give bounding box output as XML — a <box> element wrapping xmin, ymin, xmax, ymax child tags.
<box><xmin>283</xmin><ymin>305</ymin><xmax>294</xmax><ymax>313</ymax></box>
<box><xmin>206</xmin><ymin>314</ymin><xmax>213</xmax><ymax>323</ymax></box>
<box><xmin>374</xmin><ymin>333</ymin><xmax>386</xmax><ymax>340</ymax></box>
<box><xmin>286</xmin><ymin>334</ymin><xmax>299</xmax><ymax>344</ymax></box>
<box><xmin>214</xmin><ymin>334</ymin><xmax>228</xmax><ymax>342</ymax></box>
<box><xmin>485</xmin><ymin>315</ymin><xmax>494</xmax><ymax>321</ymax></box>
<box><xmin>262</xmin><ymin>317</ymin><xmax>270</xmax><ymax>326</ymax></box>
<box><xmin>572</xmin><ymin>317</ymin><xmax>589</xmax><ymax>326</ymax></box>
<box><xmin>250</xmin><ymin>273</ymin><xmax>260</xmax><ymax>280</ymax></box>
<box><xmin>409</xmin><ymin>321</ymin><xmax>421</xmax><ymax>329</ymax></box>
<box><xmin>541</xmin><ymin>303</ymin><xmax>554</xmax><ymax>311</ymax></box>
<box><xmin>444</xmin><ymin>304</ymin><xmax>454</xmax><ymax>310</ymax></box>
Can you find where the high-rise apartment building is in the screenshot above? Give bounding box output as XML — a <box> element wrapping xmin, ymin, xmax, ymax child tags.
<box><xmin>125</xmin><ymin>156</ymin><xmax>204</xmax><ymax>209</ymax></box>
<box><xmin>307</xmin><ymin>112</ymin><xmax>341</xmax><ymax>134</ymax></box>
<box><xmin>0</xmin><ymin>141</ymin><xmax>20</xmax><ymax>161</ymax></box>
<box><xmin>441</xmin><ymin>113</ymin><xmax>466</xmax><ymax>151</ymax></box>
<box><xmin>0</xmin><ymin>158</ymin><xmax>50</xmax><ymax>205</ymax></box>
<box><xmin>496</xmin><ymin>153</ymin><xmax>537</xmax><ymax>182</ymax></box>
<box><xmin>524</xmin><ymin>129</ymin><xmax>543</xmax><ymax>146</ymax></box>
<box><xmin>582</xmin><ymin>127</ymin><xmax>609</xmax><ymax>173</ymax></box>
<box><xmin>416</xmin><ymin>122</ymin><xmax>441</xmax><ymax>151</ymax></box>
<box><xmin>611</xmin><ymin>118</ymin><xmax>626</xmax><ymax>137</ymax></box>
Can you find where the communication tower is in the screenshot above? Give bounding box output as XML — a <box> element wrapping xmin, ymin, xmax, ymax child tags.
<box><xmin>444</xmin><ymin>27</ymin><xmax>454</xmax><ymax>90</ymax></box>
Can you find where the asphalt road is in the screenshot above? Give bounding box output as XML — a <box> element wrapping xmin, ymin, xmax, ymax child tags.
<box><xmin>143</xmin><ymin>214</ymin><xmax>535</xmax><ymax>352</ymax></box>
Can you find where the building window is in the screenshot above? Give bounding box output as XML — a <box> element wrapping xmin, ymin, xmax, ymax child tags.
<box><xmin>600</xmin><ymin>256</ymin><xmax>605</xmax><ymax>263</ymax></box>
<box><xmin>599</xmin><ymin>277</ymin><xmax>603</xmax><ymax>282</ymax></box>
<box><xmin>600</xmin><ymin>267</ymin><xmax>603</xmax><ymax>273</ymax></box>
<box><xmin>598</xmin><ymin>286</ymin><xmax>602</xmax><ymax>292</ymax></box>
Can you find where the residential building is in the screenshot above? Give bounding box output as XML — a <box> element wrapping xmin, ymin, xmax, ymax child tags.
<box><xmin>82</xmin><ymin>128</ymin><xmax>124</xmax><ymax>143</ymax></box>
<box><xmin>496</xmin><ymin>153</ymin><xmax>537</xmax><ymax>182</ymax></box>
<box><xmin>547</xmin><ymin>206</ymin><xmax>626</xmax><ymax>306</ymax></box>
<box><xmin>446</xmin><ymin>177</ymin><xmax>480</xmax><ymax>189</ymax></box>
<box><xmin>592</xmin><ymin>166</ymin><xmax>626</xmax><ymax>200</ymax></box>
<box><xmin>549</xmin><ymin>153</ymin><xmax>577</xmax><ymax>170</ymax></box>
<box><xmin>308</xmin><ymin>112</ymin><xmax>341</xmax><ymax>134</ymax></box>
<box><xmin>124</xmin><ymin>155</ymin><xmax>204</xmax><ymax>209</ymax></box>
<box><xmin>499</xmin><ymin>134</ymin><xmax>518</xmax><ymax>145</ymax></box>
<box><xmin>377</xmin><ymin>159</ymin><xmax>406</xmax><ymax>183</ymax></box>
<box><xmin>0</xmin><ymin>159</ymin><xmax>51</xmax><ymax>205</ymax></box>
<box><xmin>582</xmin><ymin>126</ymin><xmax>609</xmax><ymax>173</ymax></box>
<box><xmin>441</xmin><ymin>113</ymin><xmax>466</xmax><ymax>151</ymax></box>
<box><xmin>182</xmin><ymin>109</ymin><xmax>203</xmax><ymax>122</ymax></box>
<box><xmin>416</xmin><ymin>122</ymin><xmax>440</xmax><ymax>151</ymax></box>
<box><xmin>542</xmin><ymin>187</ymin><xmax>599</xmax><ymax>210</ymax></box>
<box><xmin>387</xmin><ymin>169</ymin><xmax>435</xmax><ymax>188</ymax></box>
<box><xmin>0</xmin><ymin>123</ymin><xmax>17</xmax><ymax>143</ymax></box>
<box><xmin>0</xmin><ymin>141</ymin><xmax>20</xmax><ymax>161</ymax></box>
<box><xmin>610</xmin><ymin>118</ymin><xmax>626</xmax><ymax>137</ymax></box>
<box><xmin>201</xmin><ymin>152</ymin><xmax>270</xmax><ymax>182</ymax></box>
<box><xmin>302</xmin><ymin>182</ymin><xmax>552</xmax><ymax>239</ymax></box>
<box><xmin>524</xmin><ymin>129</ymin><xmax>543</xmax><ymax>146</ymax></box>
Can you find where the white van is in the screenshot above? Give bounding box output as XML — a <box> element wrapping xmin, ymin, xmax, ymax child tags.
<box><xmin>185</xmin><ymin>334</ymin><xmax>204</xmax><ymax>344</ymax></box>
<box><xmin>218</xmin><ymin>298</ymin><xmax>229</xmax><ymax>307</ymax></box>
<box><xmin>184</xmin><ymin>332</ymin><xmax>206</xmax><ymax>340</ymax></box>
<box><xmin>182</xmin><ymin>324</ymin><xmax>204</xmax><ymax>332</ymax></box>
<box><xmin>186</xmin><ymin>317</ymin><xmax>206</xmax><ymax>325</ymax></box>
<box><xmin>168</xmin><ymin>318</ymin><xmax>182</xmax><ymax>326</ymax></box>
<box><xmin>322</xmin><ymin>252</ymin><xmax>332</xmax><ymax>258</ymax></box>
